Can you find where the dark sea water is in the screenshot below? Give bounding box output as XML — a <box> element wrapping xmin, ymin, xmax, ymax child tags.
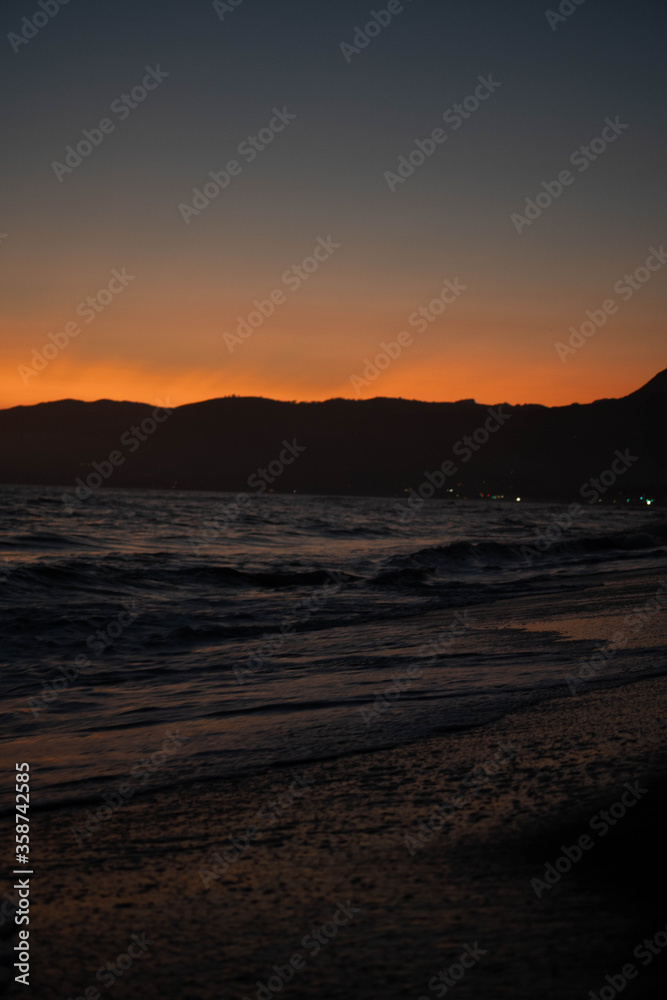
<box><xmin>1</xmin><ymin>485</ymin><xmax>666</xmax><ymax>811</ymax></box>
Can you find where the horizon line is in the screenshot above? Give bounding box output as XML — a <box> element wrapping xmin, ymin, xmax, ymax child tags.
<box><xmin>1</xmin><ymin>373</ymin><xmax>662</xmax><ymax>415</ymax></box>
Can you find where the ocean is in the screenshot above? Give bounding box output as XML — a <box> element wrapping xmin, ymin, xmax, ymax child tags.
<box><xmin>1</xmin><ymin>485</ymin><xmax>665</xmax><ymax>813</ymax></box>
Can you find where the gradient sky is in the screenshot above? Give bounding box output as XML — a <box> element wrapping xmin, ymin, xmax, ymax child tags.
<box><xmin>1</xmin><ymin>0</ymin><xmax>665</xmax><ymax>408</ymax></box>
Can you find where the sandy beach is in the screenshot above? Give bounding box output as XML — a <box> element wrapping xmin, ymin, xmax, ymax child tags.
<box><xmin>13</xmin><ymin>657</ymin><xmax>666</xmax><ymax>999</ymax></box>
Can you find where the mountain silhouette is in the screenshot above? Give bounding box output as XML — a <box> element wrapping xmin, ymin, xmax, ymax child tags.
<box><xmin>1</xmin><ymin>371</ymin><xmax>665</xmax><ymax>501</ymax></box>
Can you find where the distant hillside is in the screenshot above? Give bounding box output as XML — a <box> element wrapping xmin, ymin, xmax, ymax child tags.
<box><xmin>0</xmin><ymin>371</ymin><xmax>665</xmax><ymax>501</ymax></box>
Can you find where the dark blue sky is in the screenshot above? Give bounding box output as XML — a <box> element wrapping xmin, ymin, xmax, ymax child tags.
<box><xmin>2</xmin><ymin>0</ymin><xmax>665</xmax><ymax>407</ymax></box>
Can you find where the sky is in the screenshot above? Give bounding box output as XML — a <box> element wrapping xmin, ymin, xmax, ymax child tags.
<box><xmin>1</xmin><ymin>0</ymin><xmax>665</xmax><ymax>409</ymax></box>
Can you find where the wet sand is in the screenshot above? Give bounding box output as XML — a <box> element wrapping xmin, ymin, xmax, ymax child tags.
<box><xmin>10</xmin><ymin>662</ymin><xmax>666</xmax><ymax>1000</ymax></box>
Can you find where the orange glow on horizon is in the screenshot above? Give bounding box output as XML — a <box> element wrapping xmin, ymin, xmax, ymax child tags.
<box><xmin>0</xmin><ymin>354</ymin><xmax>660</xmax><ymax>411</ymax></box>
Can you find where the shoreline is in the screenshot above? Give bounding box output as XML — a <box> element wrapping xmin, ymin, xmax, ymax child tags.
<box><xmin>6</xmin><ymin>561</ymin><xmax>666</xmax><ymax>821</ymax></box>
<box><xmin>13</xmin><ymin>667</ymin><xmax>667</xmax><ymax>999</ymax></box>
